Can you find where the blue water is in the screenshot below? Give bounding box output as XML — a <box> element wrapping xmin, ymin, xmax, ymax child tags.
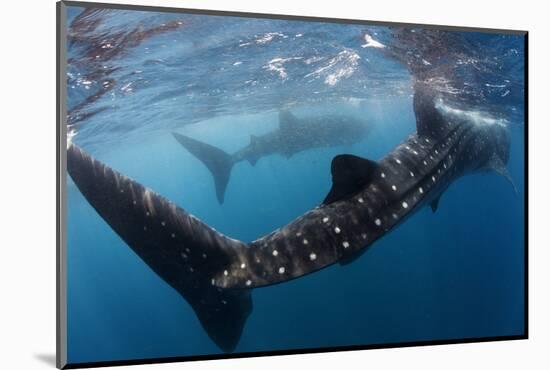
<box><xmin>65</xmin><ymin>6</ymin><xmax>525</xmax><ymax>365</ymax></box>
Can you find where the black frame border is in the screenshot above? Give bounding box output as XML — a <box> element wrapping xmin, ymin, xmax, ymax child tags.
<box><xmin>56</xmin><ymin>1</ymin><xmax>529</xmax><ymax>369</ymax></box>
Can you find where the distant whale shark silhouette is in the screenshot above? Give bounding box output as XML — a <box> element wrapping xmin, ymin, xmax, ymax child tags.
<box><xmin>172</xmin><ymin>111</ymin><xmax>369</xmax><ymax>203</ymax></box>
<box><xmin>67</xmin><ymin>83</ymin><xmax>514</xmax><ymax>353</ymax></box>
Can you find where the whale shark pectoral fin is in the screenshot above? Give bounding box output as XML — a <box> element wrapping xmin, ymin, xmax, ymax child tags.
<box><xmin>67</xmin><ymin>144</ymin><xmax>251</xmax><ymax>352</ymax></box>
<box><xmin>430</xmin><ymin>195</ymin><xmax>441</xmax><ymax>213</ymax></box>
<box><xmin>488</xmin><ymin>155</ymin><xmax>518</xmax><ymax>194</ymax></box>
<box><xmin>172</xmin><ymin>132</ymin><xmax>234</xmax><ymax>204</ymax></box>
<box><xmin>322</xmin><ymin>154</ymin><xmax>378</xmax><ymax>205</ymax></box>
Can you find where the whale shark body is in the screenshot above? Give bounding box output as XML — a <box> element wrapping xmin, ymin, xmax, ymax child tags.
<box><xmin>172</xmin><ymin>111</ymin><xmax>369</xmax><ymax>203</ymax></box>
<box><xmin>67</xmin><ymin>83</ymin><xmax>513</xmax><ymax>352</ymax></box>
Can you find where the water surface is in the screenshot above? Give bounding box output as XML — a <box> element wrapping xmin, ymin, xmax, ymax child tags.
<box><xmin>65</xmin><ymin>6</ymin><xmax>525</xmax><ymax>364</ymax></box>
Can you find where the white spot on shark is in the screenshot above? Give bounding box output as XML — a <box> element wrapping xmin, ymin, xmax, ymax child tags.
<box><xmin>240</xmin><ymin>263</ymin><xmax>246</xmax><ymax>269</ymax></box>
<box><xmin>419</xmin><ymin>187</ymin><xmax>424</xmax><ymax>194</ymax></box>
<box><xmin>381</xmin><ymin>172</ymin><xmax>386</xmax><ymax>178</ymax></box>
<box><xmin>402</xmin><ymin>202</ymin><xmax>409</xmax><ymax>209</ymax></box>
<box><xmin>342</xmin><ymin>241</ymin><xmax>350</xmax><ymax>248</ymax></box>
<box><xmin>278</xmin><ymin>267</ymin><xmax>285</xmax><ymax>274</ymax></box>
<box><xmin>375</xmin><ymin>218</ymin><xmax>382</xmax><ymax>226</ymax></box>
<box><xmin>358</xmin><ymin>197</ymin><xmax>364</xmax><ymax>203</ymax></box>
<box><xmin>245</xmin><ymin>280</ymin><xmax>252</xmax><ymax>286</ymax></box>
<box><xmin>334</xmin><ymin>226</ymin><xmax>341</xmax><ymax>234</ymax></box>
<box><xmin>392</xmin><ymin>185</ymin><xmax>397</xmax><ymax>191</ymax></box>
<box><xmin>303</xmin><ymin>239</ymin><xmax>309</xmax><ymax>245</ymax></box>
<box><xmin>272</xmin><ymin>250</ymin><xmax>279</xmax><ymax>256</ymax></box>
<box><xmin>395</xmin><ymin>158</ymin><xmax>402</xmax><ymax>164</ymax></box>
<box><xmin>309</xmin><ymin>253</ymin><xmax>317</xmax><ymax>261</ymax></box>
<box><xmin>224</xmin><ymin>270</ymin><xmax>228</xmax><ymax>276</ymax></box>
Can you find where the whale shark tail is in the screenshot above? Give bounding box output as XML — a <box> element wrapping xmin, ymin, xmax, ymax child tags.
<box><xmin>67</xmin><ymin>144</ymin><xmax>252</xmax><ymax>352</ymax></box>
<box><xmin>172</xmin><ymin>132</ymin><xmax>234</xmax><ymax>204</ymax></box>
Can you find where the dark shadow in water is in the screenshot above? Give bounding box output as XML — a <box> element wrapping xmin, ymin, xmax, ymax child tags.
<box><xmin>34</xmin><ymin>353</ymin><xmax>56</xmax><ymax>367</ymax></box>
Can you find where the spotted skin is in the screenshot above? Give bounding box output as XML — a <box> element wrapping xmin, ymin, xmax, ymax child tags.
<box><xmin>214</xmin><ymin>86</ymin><xmax>511</xmax><ymax>288</ymax></box>
<box><xmin>66</xmin><ymin>84</ymin><xmax>511</xmax><ymax>352</ymax></box>
<box><xmin>67</xmin><ymin>145</ymin><xmax>251</xmax><ymax>352</ymax></box>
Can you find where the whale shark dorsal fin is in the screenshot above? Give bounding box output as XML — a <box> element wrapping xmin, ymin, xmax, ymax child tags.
<box><xmin>279</xmin><ymin>110</ymin><xmax>299</xmax><ymax>133</ymax></box>
<box><xmin>430</xmin><ymin>195</ymin><xmax>441</xmax><ymax>213</ymax></box>
<box><xmin>322</xmin><ymin>154</ymin><xmax>378</xmax><ymax>205</ymax></box>
<box><xmin>413</xmin><ymin>83</ymin><xmax>447</xmax><ymax>139</ymax></box>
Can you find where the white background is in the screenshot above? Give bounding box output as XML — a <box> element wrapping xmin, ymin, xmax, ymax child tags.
<box><xmin>0</xmin><ymin>0</ymin><xmax>547</xmax><ymax>369</ymax></box>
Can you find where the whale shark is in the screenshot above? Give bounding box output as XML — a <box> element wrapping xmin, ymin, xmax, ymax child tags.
<box><xmin>66</xmin><ymin>82</ymin><xmax>513</xmax><ymax>352</ymax></box>
<box><xmin>172</xmin><ymin>111</ymin><xmax>369</xmax><ymax>203</ymax></box>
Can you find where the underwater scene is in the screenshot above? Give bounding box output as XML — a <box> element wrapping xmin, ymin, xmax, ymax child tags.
<box><xmin>64</xmin><ymin>5</ymin><xmax>526</xmax><ymax>365</ymax></box>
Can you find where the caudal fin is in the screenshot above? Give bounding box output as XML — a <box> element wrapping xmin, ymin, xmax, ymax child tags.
<box><xmin>67</xmin><ymin>144</ymin><xmax>251</xmax><ymax>352</ymax></box>
<box><xmin>172</xmin><ymin>132</ymin><xmax>234</xmax><ymax>204</ymax></box>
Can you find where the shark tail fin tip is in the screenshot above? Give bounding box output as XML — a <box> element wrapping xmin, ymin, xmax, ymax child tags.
<box><xmin>172</xmin><ymin>132</ymin><xmax>234</xmax><ymax>204</ymax></box>
<box><xmin>67</xmin><ymin>144</ymin><xmax>251</xmax><ymax>352</ymax></box>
